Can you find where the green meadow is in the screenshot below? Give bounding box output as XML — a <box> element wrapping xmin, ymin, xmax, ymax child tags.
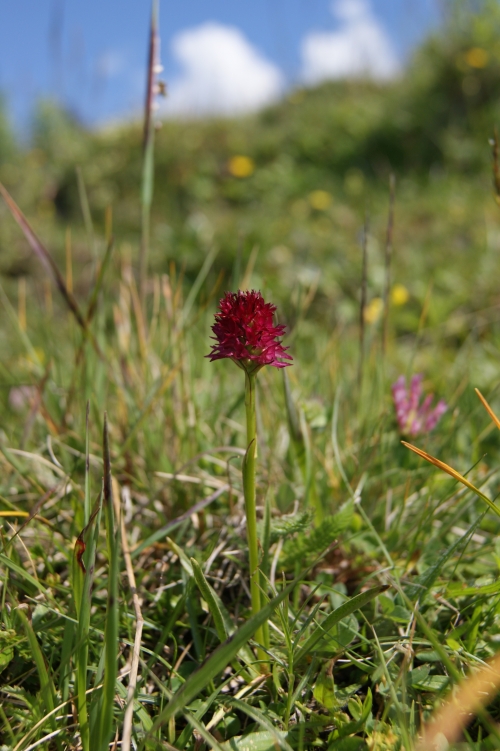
<box><xmin>4</xmin><ymin>3</ymin><xmax>500</xmax><ymax>749</ymax></box>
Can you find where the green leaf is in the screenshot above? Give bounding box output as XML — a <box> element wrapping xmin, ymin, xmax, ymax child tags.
<box><xmin>258</xmin><ymin>510</ymin><xmax>313</xmax><ymax>546</ymax></box>
<box><xmin>411</xmin><ymin>674</ymin><xmax>449</xmax><ymax>692</ymax></box>
<box><xmin>313</xmin><ymin>666</ymin><xmax>336</xmax><ymax>710</ymax></box>
<box><xmin>335</xmin><ymin>688</ymin><xmax>372</xmax><ymax>740</ymax></box>
<box><xmin>191</xmin><ymin>557</ymin><xmax>227</xmax><ymax>643</ymax></box>
<box><xmin>282</xmin><ymin>501</ymin><xmax>353</xmax><ymax>569</ymax></box>
<box><xmin>320</xmin><ymin>614</ymin><xmax>359</xmax><ymax>653</ymax></box>
<box><xmin>228</xmin><ymin>698</ymin><xmax>294</xmax><ymax>751</ymax></box>
<box><xmin>222</xmin><ymin>731</ymin><xmax>290</xmax><ymax>751</ymax></box>
<box><xmin>0</xmin><ymin>629</ymin><xmax>15</xmax><ymax>672</ymax></box>
<box><xmin>407</xmin><ymin>665</ymin><xmax>430</xmax><ymax>688</ymax></box>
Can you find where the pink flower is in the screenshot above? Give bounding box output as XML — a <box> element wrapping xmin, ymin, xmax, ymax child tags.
<box><xmin>207</xmin><ymin>290</ymin><xmax>292</xmax><ymax>374</ymax></box>
<box><xmin>392</xmin><ymin>374</ymin><xmax>447</xmax><ymax>437</ymax></box>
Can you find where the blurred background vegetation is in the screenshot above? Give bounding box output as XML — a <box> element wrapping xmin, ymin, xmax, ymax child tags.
<box><xmin>2</xmin><ymin>0</ymin><xmax>500</xmax><ymax>379</ymax></box>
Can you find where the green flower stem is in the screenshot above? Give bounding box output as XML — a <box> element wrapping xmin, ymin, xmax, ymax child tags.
<box><xmin>243</xmin><ymin>371</ymin><xmax>268</xmax><ymax>669</ymax></box>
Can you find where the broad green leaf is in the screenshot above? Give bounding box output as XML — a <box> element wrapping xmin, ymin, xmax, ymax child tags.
<box><xmin>314</xmin><ymin>666</ymin><xmax>336</xmax><ymax>710</ymax></box>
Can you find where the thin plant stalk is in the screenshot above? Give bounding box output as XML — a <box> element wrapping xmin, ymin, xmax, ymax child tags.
<box><xmin>139</xmin><ymin>0</ymin><xmax>160</xmax><ymax>309</ymax></box>
<box><xmin>382</xmin><ymin>173</ymin><xmax>395</xmax><ymax>355</ymax></box>
<box><xmin>491</xmin><ymin>126</ymin><xmax>500</xmax><ymax>206</ymax></box>
<box><xmin>243</xmin><ymin>371</ymin><xmax>267</xmax><ymax>668</ymax></box>
<box><xmin>358</xmin><ymin>215</ymin><xmax>368</xmax><ymax>391</ymax></box>
<box><xmin>121</xmin><ymin>485</ymin><xmax>145</xmax><ymax>751</ymax></box>
<box><xmin>73</xmin><ymin>403</ymin><xmax>102</xmax><ymax>751</ymax></box>
<box><xmin>97</xmin><ymin>413</ymin><xmax>120</xmax><ymax>751</ymax></box>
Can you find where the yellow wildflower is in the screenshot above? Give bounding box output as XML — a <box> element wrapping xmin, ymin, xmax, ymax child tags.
<box><xmin>228</xmin><ymin>155</ymin><xmax>255</xmax><ymax>178</ymax></box>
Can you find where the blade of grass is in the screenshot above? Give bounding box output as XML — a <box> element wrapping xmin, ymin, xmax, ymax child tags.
<box><xmin>370</xmin><ymin>626</ymin><xmax>411</xmax><ymax>749</ymax></box>
<box><xmin>118</xmin><ymin>362</ymin><xmax>183</xmax><ymax>455</ymax></box>
<box><xmin>0</xmin><ymin>279</ymin><xmax>44</xmax><ymax>375</ymax></box>
<box><xmin>120</xmin><ymin>484</ymin><xmax>145</xmax><ymax>751</ymax></box>
<box><xmin>260</xmin><ymin>494</ymin><xmax>271</xmax><ymax>653</ymax></box>
<box><xmin>139</xmin><ymin>0</ymin><xmax>160</xmax><ymax>306</ymax></box>
<box><xmin>402</xmin><ymin>441</ymin><xmax>500</xmax><ymax>519</ymax></box>
<box><xmin>96</xmin><ymin>414</ymin><xmax>121</xmax><ymax>751</ymax></box>
<box><xmin>191</xmin><ymin>557</ymin><xmax>227</xmax><ymax>643</ymax></box>
<box><xmin>382</xmin><ymin>173</ymin><xmax>396</xmax><ymax>355</ymax></box>
<box><xmin>177</xmin><ymin>245</ymin><xmax>219</xmax><ymax>329</ymax></box>
<box><xmin>0</xmin><ymin>554</ymin><xmax>48</xmax><ymax>595</ymax></box>
<box><xmin>147</xmin><ymin>575</ymin><xmax>299</xmax><ymax>734</ymax></box>
<box><xmin>85</xmin><ymin>237</ymin><xmax>115</xmax><ymax>325</ymax></box>
<box><xmin>294</xmin><ymin>585</ymin><xmax>387</xmax><ymax>664</ymax></box>
<box><xmin>16</xmin><ymin>608</ymin><xmax>57</xmax><ymax>735</ymax></box>
<box><xmin>405</xmin><ymin>510</ymin><xmax>487</xmax><ymax>602</ymax></box>
<box><xmin>76</xmin><ymin>166</ymin><xmax>96</xmax><ymax>259</ymax></box>
<box><xmin>282</xmin><ymin>370</ymin><xmax>319</xmax><ymax>521</ymax></box>
<box><xmin>358</xmin><ymin>215</ymin><xmax>368</xmax><ymax>390</ymax></box>
<box><xmin>228</xmin><ymin>698</ymin><xmax>294</xmax><ymax>751</ymax></box>
<box><xmin>74</xmin><ymin>497</ymin><xmax>103</xmax><ymax>728</ymax></box>
<box><xmin>475</xmin><ymin>387</ymin><xmax>500</xmax><ymax>430</ymax></box>
<box><xmin>140</xmin><ymin>661</ymin><xmax>228</xmax><ymax>751</ymax></box>
<box><xmin>131</xmin><ymin>484</ymin><xmax>229</xmax><ymax>558</ymax></box>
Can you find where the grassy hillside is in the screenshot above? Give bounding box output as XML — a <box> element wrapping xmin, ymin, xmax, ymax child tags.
<box><xmin>3</xmin><ymin>3</ymin><xmax>500</xmax><ymax>749</ymax></box>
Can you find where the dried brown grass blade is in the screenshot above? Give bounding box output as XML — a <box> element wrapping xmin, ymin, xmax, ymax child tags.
<box><xmin>402</xmin><ymin>441</ymin><xmax>500</xmax><ymax>519</ymax></box>
<box><xmin>0</xmin><ymin>181</ymin><xmax>87</xmax><ymax>331</ymax></box>
<box><xmin>0</xmin><ymin>182</ymin><xmax>107</xmax><ymax>362</ymax></box>
<box><xmin>416</xmin><ymin>651</ymin><xmax>500</xmax><ymax>750</ymax></box>
<box><xmin>402</xmin><ymin>441</ymin><xmax>478</xmax><ymax>486</ymax></box>
<box><xmin>475</xmin><ymin>388</ymin><xmax>500</xmax><ymax>430</ymax></box>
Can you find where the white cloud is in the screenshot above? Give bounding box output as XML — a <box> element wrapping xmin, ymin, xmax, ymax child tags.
<box><xmin>301</xmin><ymin>0</ymin><xmax>400</xmax><ymax>85</ymax></box>
<box><xmin>97</xmin><ymin>50</ymin><xmax>126</xmax><ymax>79</ymax></box>
<box><xmin>162</xmin><ymin>22</ymin><xmax>284</xmax><ymax>118</ymax></box>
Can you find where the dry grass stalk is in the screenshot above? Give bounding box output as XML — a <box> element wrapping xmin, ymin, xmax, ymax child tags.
<box><xmin>416</xmin><ymin>651</ymin><xmax>500</xmax><ymax>749</ymax></box>
<box><xmin>118</xmin><ymin>482</ymin><xmax>145</xmax><ymax>751</ymax></box>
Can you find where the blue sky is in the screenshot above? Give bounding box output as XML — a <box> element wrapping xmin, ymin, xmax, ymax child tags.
<box><xmin>0</xmin><ymin>0</ymin><xmax>440</xmax><ymax>132</ymax></box>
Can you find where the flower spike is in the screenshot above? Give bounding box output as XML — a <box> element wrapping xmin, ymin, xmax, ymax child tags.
<box><xmin>207</xmin><ymin>290</ymin><xmax>292</xmax><ymax>374</ymax></box>
<box><xmin>392</xmin><ymin>374</ymin><xmax>446</xmax><ymax>437</ymax></box>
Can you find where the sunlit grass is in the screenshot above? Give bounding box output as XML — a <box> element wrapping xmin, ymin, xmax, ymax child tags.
<box><xmin>5</xmin><ymin>5</ymin><xmax>500</xmax><ymax>746</ymax></box>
